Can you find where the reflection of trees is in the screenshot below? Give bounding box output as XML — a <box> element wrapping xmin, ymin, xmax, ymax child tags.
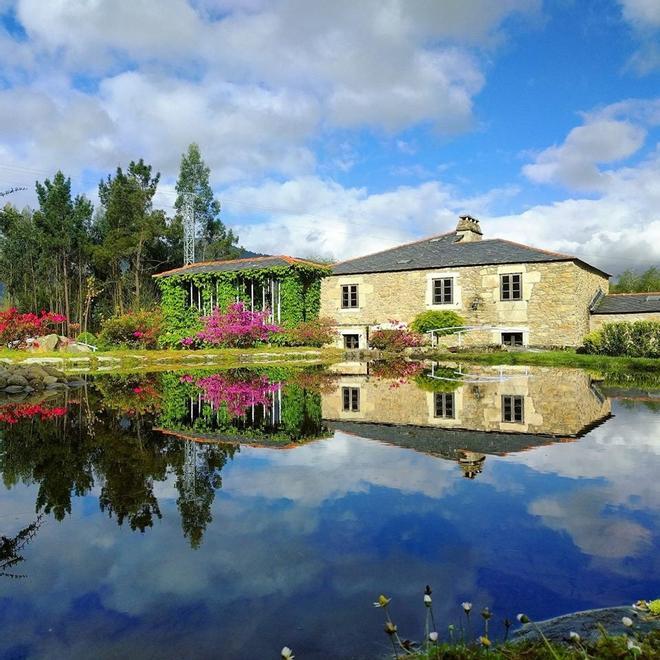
<box><xmin>0</xmin><ymin>379</ymin><xmax>235</xmax><ymax>547</ymax></box>
<box><xmin>0</xmin><ymin>516</ymin><xmax>42</xmax><ymax>579</ymax></box>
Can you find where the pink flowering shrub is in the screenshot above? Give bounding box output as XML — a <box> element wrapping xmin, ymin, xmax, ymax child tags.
<box><xmin>193</xmin><ymin>373</ymin><xmax>281</xmax><ymax>417</ymax></box>
<box><xmin>98</xmin><ymin>310</ymin><xmax>162</xmax><ymax>348</ymax></box>
<box><xmin>368</xmin><ymin>322</ymin><xmax>424</xmax><ymax>352</ymax></box>
<box><xmin>0</xmin><ymin>308</ymin><xmax>67</xmax><ymax>347</ymax></box>
<box><xmin>196</xmin><ymin>303</ymin><xmax>281</xmax><ymax>348</ymax></box>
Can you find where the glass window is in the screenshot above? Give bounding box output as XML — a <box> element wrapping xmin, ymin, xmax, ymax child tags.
<box><xmin>342</xmin><ymin>387</ymin><xmax>360</xmax><ymax>412</ymax></box>
<box><xmin>434</xmin><ymin>392</ymin><xmax>455</xmax><ymax>419</ymax></box>
<box><xmin>502</xmin><ymin>395</ymin><xmax>524</xmax><ymax>423</ymax></box>
<box><xmin>343</xmin><ymin>334</ymin><xmax>360</xmax><ymax>349</ymax></box>
<box><xmin>500</xmin><ymin>273</ymin><xmax>522</xmax><ymax>300</ymax></box>
<box><xmin>432</xmin><ymin>277</ymin><xmax>453</xmax><ymax>304</ymax></box>
<box><xmin>501</xmin><ymin>332</ymin><xmax>523</xmax><ymax>347</ymax></box>
<box><xmin>341</xmin><ymin>284</ymin><xmax>359</xmax><ymax>308</ymax></box>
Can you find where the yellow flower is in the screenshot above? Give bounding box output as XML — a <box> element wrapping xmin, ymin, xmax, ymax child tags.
<box><xmin>373</xmin><ymin>594</ymin><xmax>392</xmax><ymax>608</ymax></box>
<box><xmin>480</xmin><ymin>636</ymin><xmax>491</xmax><ymax>647</ymax></box>
<box><xmin>384</xmin><ymin>621</ymin><xmax>398</xmax><ymax>636</ymax></box>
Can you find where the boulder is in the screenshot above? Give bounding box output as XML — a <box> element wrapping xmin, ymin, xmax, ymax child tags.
<box><xmin>35</xmin><ymin>334</ymin><xmax>60</xmax><ymax>352</ymax></box>
<box><xmin>42</xmin><ymin>375</ymin><xmax>59</xmax><ymax>386</ymax></box>
<box><xmin>4</xmin><ymin>385</ymin><xmax>26</xmax><ymax>394</ymax></box>
<box><xmin>65</xmin><ymin>342</ymin><xmax>92</xmax><ymax>354</ymax></box>
<box><xmin>43</xmin><ymin>366</ymin><xmax>65</xmax><ymax>379</ymax></box>
<box><xmin>6</xmin><ymin>374</ymin><xmax>29</xmax><ymax>387</ymax></box>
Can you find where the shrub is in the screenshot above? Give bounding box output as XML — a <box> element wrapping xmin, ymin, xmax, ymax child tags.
<box><xmin>582</xmin><ymin>321</ymin><xmax>659</xmax><ymax>358</ymax></box>
<box><xmin>369</xmin><ymin>324</ymin><xmax>424</xmax><ymax>352</ymax></box>
<box><xmin>196</xmin><ymin>303</ymin><xmax>280</xmax><ymax>348</ymax></box>
<box><xmin>99</xmin><ymin>310</ymin><xmax>163</xmax><ymax>349</ymax></box>
<box><xmin>76</xmin><ymin>331</ymin><xmax>97</xmax><ymax>346</ymax></box>
<box><xmin>273</xmin><ymin>317</ymin><xmax>337</xmax><ymax>347</ymax></box>
<box><xmin>0</xmin><ymin>308</ymin><xmax>67</xmax><ymax>348</ymax></box>
<box><xmin>411</xmin><ymin>310</ymin><xmax>465</xmax><ymax>336</ymax></box>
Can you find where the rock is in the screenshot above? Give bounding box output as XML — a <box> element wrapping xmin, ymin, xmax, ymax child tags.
<box><xmin>45</xmin><ymin>382</ymin><xmax>68</xmax><ymax>390</ymax></box>
<box><xmin>6</xmin><ymin>374</ymin><xmax>29</xmax><ymax>387</ymax></box>
<box><xmin>0</xmin><ymin>377</ymin><xmax>7</xmax><ymax>389</ymax></box>
<box><xmin>42</xmin><ymin>375</ymin><xmax>59</xmax><ymax>386</ymax></box>
<box><xmin>43</xmin><ymin>366</ymin><xmax>65</xmax><ymax>379</ymax></box>
<box><xmin>4</xmin><ymin>385</ymin><xmax>26</xmax><ymax>393</ymax></box>
<box><xmin>26</xmin><ymin>366</ymin><xmax>49</xmax><ymax>380</ymax></box>
<box><xmin>34</xmin><ymin>334</ymin><xmax>60</xmax><ymax>352</ymax></box>
<box><xmin>64</xmin><ymin>342</ymin><xmax>92</xmax><ymax>354</ymax></box>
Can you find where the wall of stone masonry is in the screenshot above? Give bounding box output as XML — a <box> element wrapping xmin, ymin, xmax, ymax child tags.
<box><xmin>322</xmin><ymin>365</ymin><xmax>611</xmax><ymax>437</ymax></box>
<box><xmin>590</xmin><ymin>312</ymin><xmax>660</xmax><ymax>331</ymax></box>
<box><xmin>320</xmin><ymin>261</ymin><xmax>609</xmax><ymax>348</ymax></box>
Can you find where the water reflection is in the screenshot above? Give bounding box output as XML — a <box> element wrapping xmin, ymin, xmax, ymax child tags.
<box><xmin>0</xmin><ymin>363</ymin><xmax>656</xmax><ymax>659</ymax></box>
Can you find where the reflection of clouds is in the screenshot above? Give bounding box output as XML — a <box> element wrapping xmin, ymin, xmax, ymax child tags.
<box><xmin>226</xmin><ymin>433</ymin><xmax>459</xmax><ymax>505</ymax></box>
<box><xmin>504</xmin><ymin>403</ymin><xmax>660</xmax><ymax>559</ymax></box>
<box><xmin>530</xmin><ymin>490</ymin><xmax>652</xmax><ymax>558</ymax></box>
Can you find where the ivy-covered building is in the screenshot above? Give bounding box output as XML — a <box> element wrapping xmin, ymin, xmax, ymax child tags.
<box><xmin>153</xmin><ymin>255</ymin><xmax>330</xmax><ymax>345</ymax></box>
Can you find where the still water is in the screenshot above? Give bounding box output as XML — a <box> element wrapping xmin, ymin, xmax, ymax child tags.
<box><xmin>0</xmin><ymin>361</ymin><xmax>658</xmax><ymax>659</ymax></box>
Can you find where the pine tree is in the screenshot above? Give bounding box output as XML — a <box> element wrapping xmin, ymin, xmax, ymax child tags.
<box><xmin>174</xmin><ymin>143</ymin><xmax>239</xmax><ymax>262</ymax></box>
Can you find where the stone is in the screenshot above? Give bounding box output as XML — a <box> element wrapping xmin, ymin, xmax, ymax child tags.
<box><xmin>43</xmin><ymin>366</ymin><xmax>65</xmax><ymax>378</ymax></box>
<box><xmin>4</xmin><ymin>385</ymin><xmax>26</xmax><ymax>393</ymax></box>
<box><xmin>6</xmin><ymin>374</ymin><xmax>29</xmax><ymax>387</ymax></box>
<box><xmin>42</xmin><ymin>375</ymin><xmax>59</xmax><ymax>386</ymax></box>
<box><xmin>46</xmin><ymin>382</ymin><xmax>68</xmax><ymax>390</ymax></box>
<box><xmin>34</xmin><ymin>334</ymin><xmax>60</xmax><ymax>352</ymax></box>
<box><xmin>65</xmin><ymin>343</ymin><xmax>92</xmax><ymax>354</ymax></box>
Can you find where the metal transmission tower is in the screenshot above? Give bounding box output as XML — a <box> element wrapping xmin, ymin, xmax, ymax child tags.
<box><xmin>182</xmin><ymin>192</ymin><xmax>196</xmax><ymax>265</ymax></box>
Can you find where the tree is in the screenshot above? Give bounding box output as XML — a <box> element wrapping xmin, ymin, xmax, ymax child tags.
<box><xmin>174</xmin><ymin>143</ymin><xmax>239</xmax><ymax>262</ymax></box>
<box><xmin>96</xmin><ymin>159</ymin><xmax>166</xmax><ymax>312</ymax></box>
<box><xmin>611</xmin><ymin>267</ymin><xmax>660</xmax><ymax>293</ymax></box>
<box><xmin>33</xmin><ymin>172</ymin><xmax>93</xmax><ymax>331</ymax></box>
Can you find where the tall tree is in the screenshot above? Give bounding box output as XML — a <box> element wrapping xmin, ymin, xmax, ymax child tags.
<box><xmin>33</xmin><ymin>172</ymin><xmax>93</xmax><ymax>330</ymax></box>
<box><xmin>174</xmin><ymin>143</ymin><xmax>239</xmax><ymax>262</ymax></box>
<box><xmin>611</xmin><ymin>267</ymin><xmax>660</xmax><ymax>293</ymax></box>
<box><xmin>96</xmin><ymin>160</ymin><xmax>166</xmax><ymax>312</ymax></box>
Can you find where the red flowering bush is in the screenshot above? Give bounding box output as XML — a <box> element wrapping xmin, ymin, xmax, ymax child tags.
<box><xmin>368</xmin><ymin>323</ymin><xmax>424</xmax><ymax>352</ymax></box>
<box><xmin>98</xmin><ymin>310</ymin><xmax>162</xmax><ymax>348</ymax></box>
<box><xmin>0</xmin><ymin>308</ymin><xmax>67</xmax><ymax>348</ymax></box>
<box><xmin>0</xmin><ymin>403</ymin><xmax>67</xmax><ymax>424</ymax></box>
<box><xmin>195</xmin><ymin>303</ymin><xmax>281</xmax><ymax>348</ymax></box>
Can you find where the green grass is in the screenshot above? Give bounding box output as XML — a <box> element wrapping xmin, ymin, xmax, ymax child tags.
<box><xmin>420</xmin><ymin>349</ymin><xmax>659</xmax><ymax>373</ymax></box>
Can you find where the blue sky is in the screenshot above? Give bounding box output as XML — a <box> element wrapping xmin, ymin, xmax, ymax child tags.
<box><xmin>0</xmin><ymin>0</ymin><xmax>659</xmax><ymax>273</ymax></box>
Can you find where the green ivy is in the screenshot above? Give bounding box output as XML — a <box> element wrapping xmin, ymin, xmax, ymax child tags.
<box><xmin>155</xmin><ymin>263</ymin><xmax>329</xmax><ymax>344</ymax></box>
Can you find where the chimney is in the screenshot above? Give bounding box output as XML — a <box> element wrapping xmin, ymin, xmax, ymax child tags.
<box><xmin>455</xmin><ymin>214</ymin><xmax>483</xmax><ymax>242</ymax></box>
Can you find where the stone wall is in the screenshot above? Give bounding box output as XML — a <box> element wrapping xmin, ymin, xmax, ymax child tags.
<box><xmin>322</xmin><ymin>365</ymin><xmax>611</xmax><ymax>437</ymax></box>
<box><xmin>590</xmin><ymin>312</ymin><xmax>660</xmax><ymax>331</ymax></box>
<box><xmin>320</xmin><ymin>261</ymin><xmax>609</xmax><ymax>348</ymax></box>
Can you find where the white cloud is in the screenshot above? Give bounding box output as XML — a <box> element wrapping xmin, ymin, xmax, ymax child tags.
<box><xmin>618</xmin><ymin>0</ymin><xmax>660</xmax><ymax>73</ymax></box>
<box><xmin>619</xmin><ymin>0</ymin><xmax>660</xmax><ymax>29</ymax></box>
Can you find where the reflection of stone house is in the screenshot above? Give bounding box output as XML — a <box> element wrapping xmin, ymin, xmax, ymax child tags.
<box><xmin>322</xmin><ymin>364</ymin><xmax>611</xmax><ymax>475</ymax></box>
<box><xmin>321</xmin><ymin>215</ymin><xmax>614</xmax><ymax>349</ymax></box>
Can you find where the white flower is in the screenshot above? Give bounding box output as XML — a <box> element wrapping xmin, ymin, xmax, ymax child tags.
<box><xmin>462</xmin><ymin>602</ymin><xmax>472</xmax><ymax>613</ymax></box>
<box><xmin>429</xmin><ymin>631</ymin><xmax>438</xmax><ymax>642</ymax></box>
<box><xmin>627</xmin><ymin>638</ymin><xmax>641</xmax><ymax>653</ymax></box>
<box><xmin>622</xmin><ymin>616</ymin><xmax>633</xmax><ymax>627</ymax></box>
<box><xmin>281</xmin><ymin>647</ymin><xmax>295</xmax><ymax>660</ymax></box>
<box><xmin>424</xmin><ymin>594</ymin><xmax>432</xmax><ymax>606</ymax></box>
<box><xmin>569</xmin><ymin>631</ymin><xmax>580</xmax><ymax>642</ymax></box>
<box><xmin>517</xmin><ymin>613</ymin><xmax>530</xmax><ymax>624</ymax></box>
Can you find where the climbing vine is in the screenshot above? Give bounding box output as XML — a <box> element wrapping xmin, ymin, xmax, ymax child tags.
<box><xmin>156</xmin><ymin>263</ymin><xmax>329</xmax><ymax>346</ymax></box>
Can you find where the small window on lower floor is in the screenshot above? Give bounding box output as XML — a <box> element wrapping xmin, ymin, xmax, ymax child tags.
<box><xmin>434</xmin><ymin>392</ymin><xmax>455</xmax><ymax>419</ymax></box>
<box><xmin>501</xmin><ymin>332</ymin><xmax>523</xmax><ymax>347</ymax></box>
<box><xmin>343</xmin><ymin>334</ymin><xmax>360</xmax><ymax>349</ymax></box>
<box><xmin>502</xmin><ymin>395</ymin><xmax>524</xmax><ymax>423</ymax></box>
<box><xmin>342</xmin><ymin>387</ymin><xmax>360</xmax><ymax>412</ymax></box>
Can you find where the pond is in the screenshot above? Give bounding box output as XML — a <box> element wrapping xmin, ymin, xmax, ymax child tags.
<box><xmin>0</xmin><ymin>361</ymin><xmax>658</xmax><ymax>659</ymax></box>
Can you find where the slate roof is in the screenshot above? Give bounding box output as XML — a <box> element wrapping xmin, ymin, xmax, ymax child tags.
<box><xmin>592</xmin><ymin>292</ymin><xmax>660</xmax><ymax>315</ymax></box>
<box><xmin>331</xmin><ymin>232</ymin><xmax>610</xmax><ymax>277</ymax></box>
<box><xmin>153</xmin><ymin>255</ymin><xmax>328</xmax><ymax>278</ymax></box>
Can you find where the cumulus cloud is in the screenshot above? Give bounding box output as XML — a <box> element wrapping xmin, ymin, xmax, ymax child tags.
<box><xmin>618</xmin><ymin>0</ymin><xmax>660</xmax><ymax>73</ymax></box>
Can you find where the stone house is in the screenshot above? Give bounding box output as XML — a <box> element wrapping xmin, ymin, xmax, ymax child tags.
<box><xmin>320</xmin><ymin>215</ymin><xmax>613</xmax><ymax>349</ymax></box>
<box><xmin>589</xmin><ymin>292</ymin><xmax>660</xmax><ymax>331</ymax></box>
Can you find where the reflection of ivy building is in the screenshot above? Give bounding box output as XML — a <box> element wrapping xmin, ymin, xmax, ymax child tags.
<box><xmin>322</xmin><ymin>364</ymin><xmax>611</xmax><ymax>477</ymax></box>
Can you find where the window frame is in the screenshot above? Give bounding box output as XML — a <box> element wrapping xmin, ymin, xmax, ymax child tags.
<box><xmin>341</xmin><ymin>284</ymin><xmax>359</xmax><ymax>309</ymax></box>
<box><xmin>432</xmin><ymin>277</ymin><xmax>454</xmax><ymax>305</ymax></box>
<box><xmin>501</xmin><ymin>394</ymin><xmax>524</xmax><ymax>423</ymax></box>
<box><xmin>342</xmin><ymin>386</ymin><xmax>360</xmax><ymax>412</ymax></box>
<box><xmin>500</xmin><ymin>273</ymin><xmax>523</xmax><ymax>301</ymax></box>
<box><xmin>434</xmin><ymin>392</ymin><xmax>455</xmax><ymax>419</ymax></box>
